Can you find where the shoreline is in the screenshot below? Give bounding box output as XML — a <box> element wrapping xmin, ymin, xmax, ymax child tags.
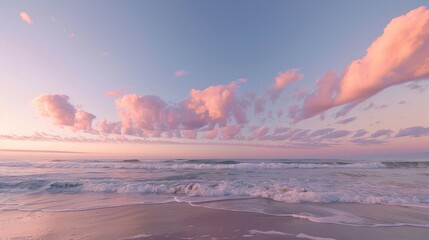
<box><xmin>2</xmin><ymin>201</ymin><xmax>429</xmax><ymax>240</ymax></box>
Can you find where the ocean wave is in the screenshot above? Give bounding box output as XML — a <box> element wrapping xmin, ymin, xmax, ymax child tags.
<box><xmin>0</xmin><ymin>160</ymin><xmax>390</xmax><ymax>170</ymax></box>
<box><xmin>2</xmin><ymin>179</ymin><xmax>427</xmax><ymax>206</ymax></box>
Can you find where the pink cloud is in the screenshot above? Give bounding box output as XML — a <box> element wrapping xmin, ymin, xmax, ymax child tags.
<box><xmin>220</xmin><ymin>125</ymin><xmax>242</xmax><ymax>140</ymax></box>
<box><xmin>248</xmin><ymin>126</ymin><xmax>269</xmax><ymax>140</ymax></box>
<box><xmin>105</xmin><ymin>87</ymin><xmax>130</xmax><ymax>97</ymax></box>
<box><xmin>20</xmin><ymin>12</ymin><xmax>33</xmax><ymax>25</ymax></box>
<box><xmin>292</xmin><ymin>6</ymin><xmax>429</xmax><ymax>121</ymax></box>
<box><xmin>97</xmin><ymin>119</ymin><xmax>122</xmax><ymax>135</ymax></box>
<box><xmin>297</xmin><ymin>71</ymin><xmax>338</xmax><ymax>121</ymax></box>
<box><xmin>204</xmin><ymin>129</ymin><xmax>218</xmax><ymax>139</ymax></box>
<box><xmin>182</xmin><ymin>130</ymin><xmax>197</xmax><ymax>139</ymax></box>
<box><xmin>34</xmin><ymin>94</ymin><xmax>96</xmax><ymax>131</ymax></box>
<box><xmin>267</xmin><ymin>69</ymin><xmax>303</xmax><ymax>101</ymax></box>
<box><xmin>113</xmin><ymin>80</ymin><xmax>248</xmax><ymax>138</ymax></box>
<box><xmin>185</xmin><ymin>80</ymin><xmax>247</xmax><ymax>126</ymax></box>
<box><xmin>116</xmin><ymin>94</ymin><xmax>169</xmax><ymax>132</ymax></box>
<box><xmin>175</xmin><ymin>70</ymin><xmax>188</xmax><ymax>77</ymax></box>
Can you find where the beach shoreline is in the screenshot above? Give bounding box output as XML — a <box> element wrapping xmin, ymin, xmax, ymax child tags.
<box><xmin>2</xmin><ymin>201</ymin><xmax>429</xmax><ymax>240</ymax></box>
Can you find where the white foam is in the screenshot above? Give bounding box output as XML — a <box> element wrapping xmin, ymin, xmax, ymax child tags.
<box><xmin>0</xmin><ymin>160</ymin><xmax>386</xmax><ymax>170</ymax></box>
<box><xmin>296</xmin><ymin>233</ymin><xmax>336</xmax><ymax>240</ymax></box>
<box><xmin>248</xmin><ymin>230</ymin><xmax>293</xmax><ymax>236</ymax></box>
<box><xmin>118</xmin><ymin>233</ymin><xmax>152</xmax><ymax>239</ymax></box>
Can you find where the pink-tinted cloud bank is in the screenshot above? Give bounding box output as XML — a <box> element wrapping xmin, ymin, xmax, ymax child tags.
<box><xmin>34</xmin><ymin>94</ymin><xmax>96</xmax><ymax>131</ymax></box>
<box><xmin>292</xmin><ymin>6</ymin><xmax>429</xmax><ymax>121</ymax></box>
<box><xmin>114</xmin><ymin>80</ymin><xmax>248</xmax><ymax>137</ymax></box>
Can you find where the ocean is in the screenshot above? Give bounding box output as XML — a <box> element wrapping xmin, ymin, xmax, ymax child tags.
<box><xmin>1</xmin><ymin>158</ymin><xmax>429</xmax><ymax>238</ymax></box>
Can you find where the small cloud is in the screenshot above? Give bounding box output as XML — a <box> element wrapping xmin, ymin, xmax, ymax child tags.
<box><xmin>267</xmin><ymin>69</ymin><xmax>303</xmax><ymax>102</ymax></box>
<box><xmin>396</xmin><ymin>126</ymin><xmax>429</xmax><ymax>138</ymax></box>
<box><xmin>50</xmin><ymin>16</ymin><xmax>56</xmax><ymax>22</ymax></box>
<box><xmin>105</xmin><ymin>87</ymin><xmax>130</xmax><ymax>97</ymax></box>
<box><xmin>351</xmin><ymin>138</ymin><xmax>385</xmax><ymax>145</ymax></box>
<box><xmin>175</xmin><ymin>70</ymin><xmax>188</xmax><ymax>77</ymax></box>
<box><xmin>370</xmin><ymin>129</ymin><xmax>393</xmax><ymax>138</ymax></box>
<box><xmin>336</xmin><ymin>117</ymin><xmax>357</xmax><ymax>125</ymax></box>
<box><xmin>68</xmin><ymin>32</ymin><xmax>75</xmax><ymax>39</ymax></box>
<box><xmin>102</xmin><ymin>51</ymin><xmax>109</xmax><ymax>57</ymax></box>
<box><xmin>323</xmin><ymin>130</ymin><xmax>351</xmax><ymax>139</ymax></box>
<box><xmin>352</xmin><ymin>129</ymin><xmax>367</xmax><ymax>138</ymax></box>
<box><xmin>20</xmin><ymin>11</ymin><xmax>33</xmax><ymax>25</ymax></box>
<box><xmin>63</xmin><ymin>28</ymin><xmax>75</xmax><ymax>39</ymax></box>
<box><xmin>407</xmin><ymin>82</ymin><xmax>428</xmax><ymax>93</ymax></box>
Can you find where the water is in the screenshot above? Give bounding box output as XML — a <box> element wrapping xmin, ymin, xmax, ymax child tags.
<box><xmin>1</xmin><ymin>158</ymin><xmax>429</xmax><ymax>227</ymax></box>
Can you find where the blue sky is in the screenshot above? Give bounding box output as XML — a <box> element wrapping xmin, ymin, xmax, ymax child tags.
<box><xmin>1</xmin><ymin>1</ymin><xmax>429</xmax><ymax>159</ymax></box>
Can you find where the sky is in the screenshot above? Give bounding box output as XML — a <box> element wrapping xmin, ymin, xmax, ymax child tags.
<box><xmin>1</xmin><ymin>0</ymin><xmax>429</xmax><ymax>159</ymax></box>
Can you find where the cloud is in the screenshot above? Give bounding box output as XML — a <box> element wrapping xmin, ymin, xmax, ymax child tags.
<box><xmin>114</xmin><ymin>80</ymin><xmax>248</xmax><ymax>137</ymax></box>
<box><xmin>291</xmin><ymin>6</ymin><xmax>429</xmax><ymax>121</ymax></box>
<box><xmin>20</xmin><ymin>12</ymin><xmax>33</xmax><ymax>25</ymax></box>
<box><xmin>267</xmin><ymin>69</ymin><xmax>303</xmax><ymax>101</ymax></box>
<box><xmin>105</xmin><ymin>87</ymin><xmax>130</xmax><ymax>97</ymax></box>
<box><xmin>97</xmin><ymin>119</ymin><xmax>122</xmax><ymax>135</ymax></box>
<box><xmin>175</xmin><ymin>70</ymin><xmax>188</xmax><ymax>77</ymax></box>
<box><xmin>336</xmin><ymin>117</ymin><xmax>357</xmax><ymax>125</ymax></box>
<box><xmin>351</xmin><ymin>138</ymin><xmax>385</xmax><ymax>145</ymax></box>
<box><xmin>182</xmin><ymin>130</ymin><xmax>197</xmax><ymax>139</ymax></box>
<box><xmin>248</xmin><ymin>126</ymin><xmax>270</xmax><ymax>140</ymax></box>
<box><xmin>203</xmin><ymin>129</ymin><xmax>218</xmax><ymax>139</ymax></box>
<box><xmin>323</xmin><ymin>130</ymin><xmax>351</xmax><ymax>139</ymax></box>
<box><xmin>220</xmin><ymin>125</ymin><xmax>242</xmax><ymax>140</ymax></box>
<box><xmin>352</xmin><ymin>129</ymin><xmax>367</xmax><ymax>138</ymax></box>
<box><xmin>116</xmin><ymin>94</ymin><xmax>171</xmax><ymax>133</ymax></box>
<box><xmin>34</xmin><ymin>94</ymin><xmax>95</xmax><ymax>130</ymax></box>
<box><xmin>407</xmin><ymin>82</ymin><xmax>428</xmax><ymax>93</ymax></box>
<box><xmin>185</xmin><ymin>80</ymin><xmax>247</xmax><ymax>126</ymax></box>
<box><xmin>310</xmin><ymin>128</ymin><xmax>334</xmax><ymax>137</ymax></box>
<box><xmin>396</xmin><ymin>126</ymin><xmax>429</xmax><ymax>138</ymax></box>
<box><xmin>370</xmin><ymin>129</ymin><xmax>393</xmax><ymax>138</ymax></box>
<box><xmin>253</xmin><ymin>97</ymin><xmax>266</xmax><ymax>115</ymax></box>
<box><xmin>295</xmin><ymin>71</ymin><xmax>338</xmax><ymax>121</ymax></box>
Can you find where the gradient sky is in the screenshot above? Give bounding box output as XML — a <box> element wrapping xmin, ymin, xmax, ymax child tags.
<box><xmin>1</xmin><ymin>0</ymin><xmax>429</xmax><ymax>159</ymax></box>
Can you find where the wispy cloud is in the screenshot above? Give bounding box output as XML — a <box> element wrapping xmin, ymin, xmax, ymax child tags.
<box><xmin>105</xmin><ymin>87</ymin><xmax>130</xmax><ymax>97</ymax></box>
<box><xmin>352</xmin><ymin>129</ymin><xmax>367</xmax><ymax>138</ymax></box>
<box><xmin>267</xmin><ymin>69</ymin><xmax>303</xmax><ymax>102</ymax></box>
<box><xmin>351</xmin><ymin>138</ymin><xmax>385</xmax><ymax>145</ymax></box>
<box><xmin>396</xmin><ymin>126</ymin><xmax>429</xmax><ymax>138</ymax></box>
<box><xmin>370</xmin><ymin>129</ymin><xmax>393</xmax><ymax>138</ymax></box>
<box><xmin>336</xmin><ymin>117</ymin><xmax>357</xmax><ymax>125</ymax></box>
<box><xmin>175</xmin><ymin>70</ymin><xmax>188</xmax><ymax>77</ymax></box>
<box><xmin>20</xmin><ymin>11</ymin><xmax>33</xmax><ymax>25</ymax></box>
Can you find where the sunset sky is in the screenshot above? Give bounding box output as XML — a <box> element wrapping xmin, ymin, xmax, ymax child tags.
<box><xmin>1</xmin><ymin>1</ymin><xmax>429</xmax><ymax>159</ymax></box>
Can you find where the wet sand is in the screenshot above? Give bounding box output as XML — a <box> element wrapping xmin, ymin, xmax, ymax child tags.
<box><xmin>1</xmin><ymin>202</ymin><xmax>429</xmax><ymax>240</ymax></box>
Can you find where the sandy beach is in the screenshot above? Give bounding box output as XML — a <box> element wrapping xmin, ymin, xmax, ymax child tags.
<box><xmin>2</xmin><ymin>201</ymin><xmax>429</xmax><ymax>240</ymax></box>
